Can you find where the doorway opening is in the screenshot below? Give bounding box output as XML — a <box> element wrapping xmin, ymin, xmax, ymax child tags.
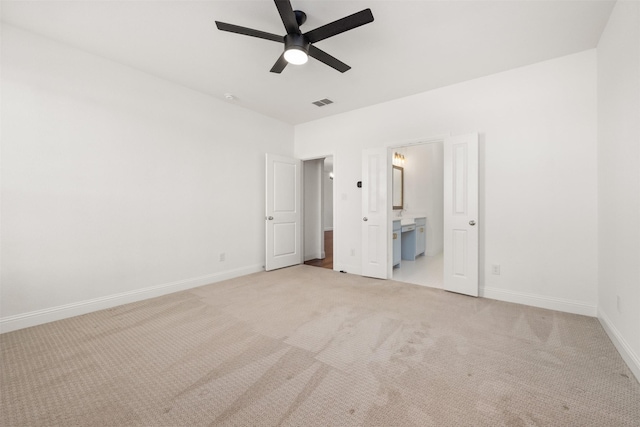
<box><xmin>303</xmin><ymin>156</ymin><xmax>334</xmax><ymax>270</ymax></box>
<box><xmin>391</xmin><ymin>142</ymin><xmax>444</xmax><ymax>289</ymax></box>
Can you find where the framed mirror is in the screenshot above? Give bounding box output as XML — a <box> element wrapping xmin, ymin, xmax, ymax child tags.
<box><xmin>392</xmin><ymin>165</ymin><xmax>404</xmax><ymax>210</ymax></box>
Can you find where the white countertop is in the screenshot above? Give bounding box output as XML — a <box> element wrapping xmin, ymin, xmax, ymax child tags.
<box><xmin>393</xmin><ymin>215</ymin><xmax>426</xmax><ymax>226</ymax></box>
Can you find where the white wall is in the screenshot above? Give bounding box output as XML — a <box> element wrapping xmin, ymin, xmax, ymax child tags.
<box><xmin>0</xmin><ymin>26</ymin><xmax>294</xmax><ymax>331</ymax></box>
<box><xmin>323</xmin><ymin>158</ymin><xmax>333</xmax><ymax>231</ymax></box>
<box><xmin>303</xmin><ymin>159</ymin><xmax>323</xmax><ymax>260</ymax></box>
<box><xmin>596</xmin><ymin>0</ymin><xmax>640</xmax><ymax>380</ymax></box>
<box><xmin>402</xmin><ymin>143</ymin><xmax>444</xmax><ymax>256</ymax></box>
<box><xmin>295</xmin><ymin>50</ymin><xmax>598</xmax><ymax>316</ymax></box>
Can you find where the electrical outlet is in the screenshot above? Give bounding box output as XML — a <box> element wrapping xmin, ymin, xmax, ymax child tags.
<box><xmin>492</xmin><ymin>264</ymin><xmax>501</xmax><ymax>275</ymax></box>
<box><xmin>219</xmin><ymin>253</ymin><xmax>226</xmax><ymax>262</ymax></box>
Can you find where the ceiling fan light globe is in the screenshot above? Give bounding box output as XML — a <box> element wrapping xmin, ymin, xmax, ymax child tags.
<box><xmin>284</xmin><ymin>48</ymin><xmax>308</xmax><ymax>65</ymax></box>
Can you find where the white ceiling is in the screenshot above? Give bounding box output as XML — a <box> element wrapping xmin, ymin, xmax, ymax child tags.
<box><xmin>1</xmin><ymin>0</ymin><xmax>615</xmax><ymax>125</ymax></box>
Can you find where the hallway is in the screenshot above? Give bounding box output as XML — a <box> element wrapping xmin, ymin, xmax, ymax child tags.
<box><xmin>303</xmin><ymin>230</ymin><xmax>333</xmax><ymax>269</ymax></box>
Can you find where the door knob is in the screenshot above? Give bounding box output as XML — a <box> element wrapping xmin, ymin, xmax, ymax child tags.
<box><xmin>363</xmin><ymin>217</ymin><xmax>368</xmax><ymax>221</ymax></box>
<box><xmin>469</xmin><ymin>220</ymin><xmax>476</xmax><ymax>226</ymax></box>
<box><xmin>267</xmin><ymin>216</ymin><xmax>274</xmax><ymax>220</ymax></box>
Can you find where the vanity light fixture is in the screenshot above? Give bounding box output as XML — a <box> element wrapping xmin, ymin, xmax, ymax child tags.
<box><xmin>393</xmin><ymin>152</ymin><xmax>406</xmax><ymax>166</ymax></box>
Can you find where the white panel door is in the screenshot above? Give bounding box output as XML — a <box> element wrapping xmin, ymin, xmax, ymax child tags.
<box><xmin>361</xmin><ymin>147</ymin><xmax>389</xmax><ymax>279</ymax></box>
<box><xmin>443</xmin><ymin>133</ymin><xmax>479</xmax><ymax>296</ymax></box>
<box><xmin>266</xmin><ymin>154</ymin><xmax>302</xmax><ymax>271</ymax></box>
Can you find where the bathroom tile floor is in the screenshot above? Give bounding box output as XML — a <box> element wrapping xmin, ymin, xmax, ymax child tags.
<box><xmin>392</xmin><ymin>251</ymin><xmax>443</xmax><ymax>289</ymax></box>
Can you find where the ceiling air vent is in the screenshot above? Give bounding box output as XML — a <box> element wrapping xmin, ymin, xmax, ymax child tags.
<box><xmin>312</xmin><ymin>98</ymin><xmax>334</xmax><ymax>107</ymax></box>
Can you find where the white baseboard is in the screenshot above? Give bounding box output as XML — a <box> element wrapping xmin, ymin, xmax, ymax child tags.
<box><xmin>481</xmin><ymin>286</ymin><xmax>597</xmax><ymax>317</ymax></box>
<box><xmin>0</xmin><ymin>264</ymin><xmax>263</xmax><ymax>334</ymax></box>
<box><xmin>333</xmin><ymin>263</ymin><xmax>361</xmax><ymax>275</ymax></box>
<box><xmin>598</xmin><ymin>309</ymin><xmax>640</xmax><ymax>382</ymax></box>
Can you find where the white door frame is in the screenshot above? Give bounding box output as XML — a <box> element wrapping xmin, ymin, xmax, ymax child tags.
<box><xmin>302</xmin><ymin>159</ymin><xmax>325</xmax><ymax>261</ymax></box>
<box><xmin>301</xmin><ymin>153</ymin><xmax>337</xmax><ymax>271</ymax></box>
<box><xmin>386</xmin><ymin>135</ymin><xmax>448</xmax><ymax>278</ymax></box>
<box><xmin>383</xmin><ymin>133</ymin><xmax>479</xmax><ymax>297</ymax></box>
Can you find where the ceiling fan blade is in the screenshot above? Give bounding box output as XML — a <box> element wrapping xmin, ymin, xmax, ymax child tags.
<box><xmin>270</xmin><ymin>53</ymin><xmax>288</xmax><ymax>73</ymax></box>
<box><xmin>274</xmin><ymin>0</ymin><xmax>300</xmax><ymax>34</ymax></box>
<box><xmin>308</xmin><ymin>45</ymin><xmax>351</xmax><ymax>73</ymax></box>
<box><xmin>305</xmin><ymin>9</ymin><xmax>374</xmax><ymax>44</ymax></box>
<box><xmin>215</xmin><ymin>21</ymin><xmax>283</xmax><ymax>43</ymax></box>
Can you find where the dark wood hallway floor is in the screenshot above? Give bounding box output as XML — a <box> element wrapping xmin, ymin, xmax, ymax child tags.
<box><xmin>303</xmin><ymin>230</ymin><xmax>333</xmax><ymax>269</ymax></box>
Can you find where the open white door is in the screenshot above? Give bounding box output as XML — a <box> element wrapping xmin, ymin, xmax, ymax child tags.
<box><xmin>265</xmin><ymin>154</ymin><xmax>302</xmax><ymax>271</ymax></box>
<box><xmin>361</xmin><ymin>147</ymin><xmax>389</xmax><ymax>279</ymax></box>
<box><xmin>443</xmin><ymin>133</ymin><xmax>479</xmax><ymax>296</ymax></box>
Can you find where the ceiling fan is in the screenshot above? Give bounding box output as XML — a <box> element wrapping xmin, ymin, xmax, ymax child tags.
<box><xmin>215</xmin><ymin>0</ymin><xmax>374</xmax><ymax>73</ymax></box>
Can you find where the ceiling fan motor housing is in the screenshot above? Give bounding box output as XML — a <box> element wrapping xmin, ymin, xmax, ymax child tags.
<box><xmin>284</xmin><ymin>33</ymin><xmax>310</xmax><ymax>55</ymax></box>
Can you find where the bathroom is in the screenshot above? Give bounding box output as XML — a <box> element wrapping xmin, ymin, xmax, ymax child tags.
<box><xmin>391</xmin><ymin>141</ymin><xmax>444</xmax><ymax>288</ymax></box>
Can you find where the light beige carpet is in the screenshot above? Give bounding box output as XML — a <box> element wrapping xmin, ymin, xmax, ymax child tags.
<box><xmin>1</xmin><ymin>265</ymin><xmax>639</xmax><ymax>426</ymax></box>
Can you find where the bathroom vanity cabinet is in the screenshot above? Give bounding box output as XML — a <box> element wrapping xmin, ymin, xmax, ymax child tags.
<box><xmin>392</xmin><ymin>217</ymin><xmax>426</xmax><ymax>267</ymax></box>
